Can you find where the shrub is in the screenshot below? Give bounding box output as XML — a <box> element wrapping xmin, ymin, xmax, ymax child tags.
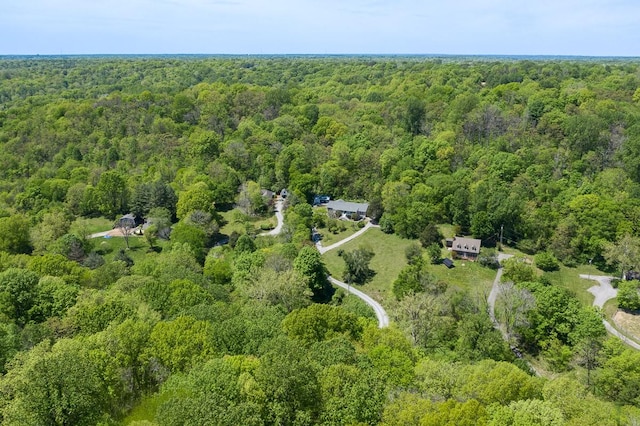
<box><xmin>534</xmin><ymin>251</ymin><xmax>559</xmax><ymax>272</ymax></box>
<box><xmin>617</xmin><ymin>280</ymin><xmax>640</xmax><ymax>311</ymax></box>
<box><xmin>478</xmin><ymin>248</ymin><xmax>499</xmax><ymax>269</ymax></box>
<box><xmin>379</xmin><ymin>215</ymin><xmax>394</xmax><ymax>234</ymax></box>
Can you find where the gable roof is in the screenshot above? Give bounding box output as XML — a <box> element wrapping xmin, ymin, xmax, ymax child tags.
<box><xmin>452</xmin><ymin>237</ymin><xmax>481</xmax><ymax>254</ymax></box>
<box><xmin>325</xmin><ymin>199</ymin><xmax>369</xmax><ymax>214</ymax></box>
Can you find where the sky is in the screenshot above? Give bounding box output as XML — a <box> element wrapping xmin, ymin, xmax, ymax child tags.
<box><xmin>1</xmin><ymin>0</ymin><xmax>640</xmax><ymax>56</ymax></box>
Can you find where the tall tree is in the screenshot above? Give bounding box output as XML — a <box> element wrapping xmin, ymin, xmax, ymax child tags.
<box><xmin>95</xmin><ymin>170</ymin><xmax>128</xmax><ymax>219</ymax></box>
<box><xmin>294</xmin><ymin>246</ymin><xmax>331</xmax><ymax>302</ymax></box>
<box><xmin>604</xmin><ymin>234</ymin><xmax>640</xmax><ymax>279</ymax></box>
<box><xmin>341</xmin><ymin>247</ymin><xmax>375</xmax><ymax>286</ymax></box>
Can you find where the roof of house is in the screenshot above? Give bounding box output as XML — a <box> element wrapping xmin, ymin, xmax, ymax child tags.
<box><xmin>325</xmin><ymin>199</ymin><xmax>369</xmax><ymax>214</ymax></box>
<box><xmin>452</xmin><ymin>237</ymin><xmax>481</xmax><ymax>254</ymax></box>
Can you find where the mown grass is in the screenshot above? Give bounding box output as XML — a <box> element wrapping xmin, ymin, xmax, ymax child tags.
<box><xmin>426</xmin><ymin>246</ymin><xmax>497</xmax><ymax>295</ymax></box>
<box><xmin>321</xmin><ymin>228</ymin><xmax>414</xmax><ymax>303</ymax></box>
<box><xmin>219</xmin><ymin>208</ymin><xmax>277</xmax><ymax>236</ymax></box>
<box><xmin>71</xmin><ymin>217</ymin><xmax>114</xmax><ymax>235</ymax></box>
<box><xmin>315</xmin><ymin>222</ymin><xmax>362</xmax><ymax>246</ymax></box>
<box><xmin>543</xmin><ymin>265</ymin><xmax>601</xmax><ymax>307</ymax></box>
<box><xmin>93</xmin><ymin>235</ymin><xmax>170</xmax><ymax>265</ymax></box>
<box><xmin>322</xmin><ymin>228</ymin><xmax>500</xmax><ymax>304</ymax></box>
<box><xmin>495</xmin><ymin>244</ymin><xmax>607</xmax><ymax>308</ymax></box>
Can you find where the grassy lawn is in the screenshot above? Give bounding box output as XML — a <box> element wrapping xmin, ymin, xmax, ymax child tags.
<box><xmin>322</xmin><ymin>228</ymin><xmax>414</xmax><ymax>303</ymax></box>
<box><xmin>316</xmin><ymin>223</ymin><xmax>361</xmax><ymax>246</ymax></box>
<box><xmin>493</xmin><ymin>244</ymin><xmax>607</xmax><ymax>308</ymax></box>
<box><xmin>544</xmin><ymin>265</ymin><xmax>599</xmax><ymax>306</ymax></box>
<box><xmin>71</xmin><ymin>217</ymin><xmax>114</xmax><ymax>235</ymax></box>
<box><xmin>322</xmin><ymin>229</ymin><xmax>499</xmax><ymax>303</ymax></box>
<box><xmin>122</xmin><ymin>392</ymin><xmax>170</xmax><ymax>424</ymax></box>
<box><xmin>426</xmin><ymin>248</ymin><xmax>497</xmax><ymax>295</ymax></box>
<box><xmin>219</xmin><ymin>208</ymin><xmax>277</xmax><ymax>236</ymax></box>
<box><xmin>93</xmin><ymin>235</ymin><xmax>169</xmax><ymax>264</ymax></box>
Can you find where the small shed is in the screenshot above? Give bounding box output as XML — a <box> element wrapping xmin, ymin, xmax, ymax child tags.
<box><xmin>442</xmin><ymin>258</ymin><xmax>454</xmax><ymax>269</ymax></box>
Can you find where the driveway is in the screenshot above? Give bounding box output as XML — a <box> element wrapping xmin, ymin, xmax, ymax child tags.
<box><xmin>328</xmin><ymin>276</ymin><xmax>389</xmax><ymax>328</ymax></box>
<box><xmin>579</xmin><ymin>274</ymin><xmax>640</xmax><ymax>349</ymax></box>
<box><xmin>260</xmin><ymin>199</ymin><xmax>284</xmax><ymax>237</ymax></box>
<box><xmin>316</xmin><ymin>221</ymin><xmax>374</xmax><ymax>254</ymax></box>
<box><xmin>487</xmin><ymin>253</ymin><xmax>514</xmax><ymax>326</ymax></box>
<box><xmin>313</xmin><ymin>220</ymin><xmax>389</xmax><ymax>328</ymax></box>
<box><xmin>580</xmin><ymin>274</ymin><xmax>617</xmax><ymax>308</ymax></box>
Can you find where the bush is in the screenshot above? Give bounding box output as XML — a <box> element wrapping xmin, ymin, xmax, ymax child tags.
<box><xmin>419</xmin><ymin>223</ymin><xmax>443</xmax><ymax>248</ymax></box>
<box><xmin>501</xmin><ymin>257</ymin><xmax>536</xmax><ymax>283</ymax></box>
<box><xmin>478</xmin><ymin>248</ymin><xmax>499</xmax><ymax>269</ymax></box>
<box><xmin>617</xmin><ymin>280</ymin><xmax>640</xmax><ymax>311</ymax></box>
<box><xmin>426</xmin><ymin>243</ymin><xmax>441</xmax><ymax>265</ymax></box>
<box><xmin>405</xmin><ymin>243</ymin><xmax>423</xmax><ymax>265</ymax></box>
<box><xmin>534</xmin><ymin>251</ymin><xmax>559</xmax><ymax>272</ymax></box>
<box><xmin>379</xmin><ymin>215</ymin><xmax>394</xmax><ymax>234</ymax></box>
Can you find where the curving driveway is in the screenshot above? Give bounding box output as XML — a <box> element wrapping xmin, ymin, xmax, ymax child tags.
<box><xmin>580</xmin><ymin>274</ymin><xmax>640</xmax><ymax>350</ymax></box>
<box><xmin>315</xmin><ymin>221</ymin><xmax>374</xmax><ymax>254</ymax></box>
<box><xmin>581</xmin><ymin>274</ymin><xmax>617</xmax><ymax>308</ymax></box>
<box><xmin>260</xmin><ymin>199</ymin><xmax>284</xmax><ymax>236</ymax></box>
<box><xmin>313</xmin><ymin>220</ymin><xmax>389</xmax><ymax>328</ymax></box>
<box><xmin>328</xmin><ymin>276</ymin><xmax>390</xmax><ymax>328</ymax></box>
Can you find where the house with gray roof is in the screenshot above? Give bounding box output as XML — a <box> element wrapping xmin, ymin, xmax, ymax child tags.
<box><xmin>451</xmin><ymin>237</ymin><xmax>481</xmax><ymax>261</ymax></box>
<box><xmin>325</xmin><ymin>199</ymin><xmax>369</xmax><ymax>220</ymax></box>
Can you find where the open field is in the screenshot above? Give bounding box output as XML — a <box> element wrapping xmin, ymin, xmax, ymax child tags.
<box><xmin>322</xmin><ymin>228</ymin><xmax>414</xmax><ymax>303</ymax></box>
<box><xmin>315</xmin><ymin>223</ymin><xmax>361</xmax><ymax>246</ymax></box>
<box><xmin>322</xmin><ymin>229</ymin><xmax>499</xmax><ymax>303</ymax></box>
<box><xmin>426</xmin><ymin>247</ymin><xmax>497</xmax><ymax>295</ymax></box>
<box><xmin>93</xmin><ymin>234</ymin><xmax>170</xmax><ymax>264</ymax></box>
<box><xmin>72</xmin><ymin>217</ymin><xmax>114</xmax><ymax>235</ymax></box>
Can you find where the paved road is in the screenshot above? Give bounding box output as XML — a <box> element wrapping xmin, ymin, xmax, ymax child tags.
<box><xmin>328</xmin><ymin>276</ymin><xmax>389</xmax><ymax>328</ymax></box>
<box><xmin>579</xmin><ymin>274</ymin><xmax>640</xmax><ymax>350</ymax></box>
<box><xmin>316</xmin><ymin>221</ymin><xmax>374</xmax><ymax>254</ymax></box>
<box><xmin>260</xmin><ymin>199</ymin><xmax>284</xmax><ymax>236</ymax></box>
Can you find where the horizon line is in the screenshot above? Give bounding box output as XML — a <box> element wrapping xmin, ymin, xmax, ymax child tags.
<box><xmin>1</xmin><ymin>53</ymin><xmax>640</xmax><ymax>60</ymax></box>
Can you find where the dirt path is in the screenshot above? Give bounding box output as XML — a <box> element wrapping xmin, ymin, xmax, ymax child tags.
<box><xmin>487</xmin><ymin>253</ymin><xmax>513</xmax><ymax>328</ymax></box>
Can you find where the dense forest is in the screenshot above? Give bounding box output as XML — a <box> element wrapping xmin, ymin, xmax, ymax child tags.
<box><xmin>1</xmin><ymin>56</ymin><xmax>640</xmax><ymax>425</ymax></box>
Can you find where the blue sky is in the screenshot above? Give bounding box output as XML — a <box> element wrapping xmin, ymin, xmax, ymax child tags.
<box><xmin>2</xmin><ymin>0</ymin><xmax>639</xmax><ymax>56</ymax></box>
